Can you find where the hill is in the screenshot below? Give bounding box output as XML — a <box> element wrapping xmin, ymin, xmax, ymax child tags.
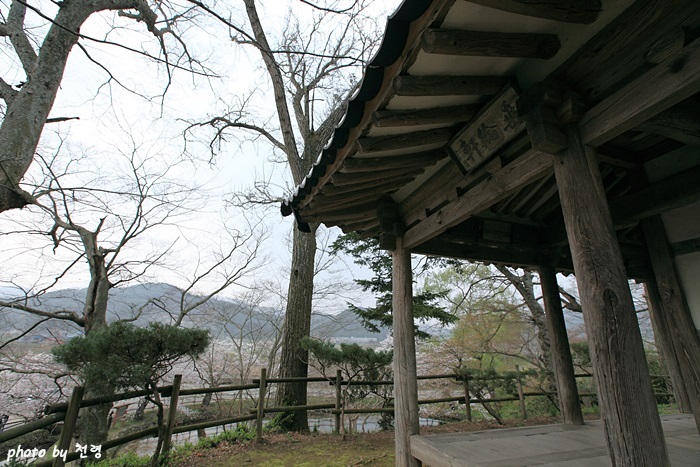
<box><xmin>0</xmin><ymin>283</ymin><xmax>389</xmax><ymax>343</ymax></box>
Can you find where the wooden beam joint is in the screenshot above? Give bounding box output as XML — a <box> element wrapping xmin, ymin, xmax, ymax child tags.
<box><xmin>518</xmin><ymin>82</ymin><xmax>586</xmax><ymax>154</ymax></box>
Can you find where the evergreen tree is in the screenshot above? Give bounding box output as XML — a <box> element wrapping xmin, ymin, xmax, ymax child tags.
<box><xmin>331</xmin><ymin>232</ymin><xmax>456</xmax><ymax>338</ymax></box>
<box><xmin>53</xmin><ymin>322</ymin><xmax>209</xmax><ymax>466</ymax></box>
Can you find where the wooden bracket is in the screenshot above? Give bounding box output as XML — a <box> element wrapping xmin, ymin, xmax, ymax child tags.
<box><xmin>377</xmin><ymin>197</ymin><xmax>404</xmax><ymax>250</ymax></box>
<box><xmin>518</xmin><ymin>82</ymin><xmax>586</xmax><ymax>154</ymax></box>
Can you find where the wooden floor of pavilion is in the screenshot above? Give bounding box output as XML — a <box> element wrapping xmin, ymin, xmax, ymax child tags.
<box><xmin>410</xmin><ymin>414</ymin><xmax>700</xmax><ymax>466</ymax></box>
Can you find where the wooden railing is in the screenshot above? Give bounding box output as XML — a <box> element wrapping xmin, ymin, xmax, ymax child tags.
<box><xmin>0</xmin><ymin>369</ymin><xmax>674</xmax><ymax>465</ymax></box>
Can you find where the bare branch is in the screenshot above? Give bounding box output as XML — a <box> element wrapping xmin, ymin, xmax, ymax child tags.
<box><xmin>0</xmin><ymin>77</ymin><xmax>18</xmax><ymax>105</ymax></box>
<box><xmin>2</xmin><ymin>0</ymin><xmax>38</xmax><ymax>74</ymax></box>
<box><xmin>298</xmin><ymin>0</ymin><xmax>358</xmax><ymax>14</ymax></box>
<box><xmin>0</xmin><ymin>301</ymin><xmax>85</xmax><ymax>325</ymax></box>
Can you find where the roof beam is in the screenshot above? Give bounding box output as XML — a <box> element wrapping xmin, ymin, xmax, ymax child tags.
<box><xmin>610</xmin><ymin>164</ymin><xmax>700</xmax><ymax>228</ymax></box>
<box><xmin>635</xmin><ymin>102</ymin><xmax>700</xmax><ymax>146</ymax></box>
<box><xmin>393</xmin><ymin>75</ymin><xmax>509</xmax><ymax>97</ymax></box>
<box><xmin>421</xmin><ymin>29</ymin><xmax>560</xmax><ymax>59</ymax></box>
<box><xmin>403</xmin><ymin>148</ymin><xmax>551</xmax><ymax>249</ymax></box>
<box><xmin>465</xmin><ymin>0</ymin><xmax>601</xmax><ymax>24</ymax></box>
<box><xmin>579</xmin><ymin>37</ymin><xmax>700</xmax><ymax>147</ymax></box>
<box><xmin>372</xmin><ymin>104</ymin><xmax>479</xmax><ymax>127</ymax></box>
<box><xmin>413</xmin><ymin>235</ymin><xmax>570</xmax><ymax>271</ymax></box>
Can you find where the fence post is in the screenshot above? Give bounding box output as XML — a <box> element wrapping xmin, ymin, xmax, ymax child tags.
<box><xmin>256</xmin><ymin>368</ymin><xmax>267</xmax><ymax>443</ymax></box>
<box><xmin>515</xmin><ymin>366</ymin><xmax>527</xmax><ymax>419</ymax></box>
<box><xmin>162</xmin><ymin>374</ymin><xmax>182</xmax><ymax>456</ymax></box>
<box><xmin>334</xmin><ymin>369</ymin><xmax>342</xmax><ymax>433</ymax></box>
<box><xmin>462</xmin><ymin>375</ymin><xmax>472</xmax><ymax>422</ymax></box>
<box><xmin>52</xmin><ymin>386</ymin><xmax>84</xmax><ymax>467</ymax></box>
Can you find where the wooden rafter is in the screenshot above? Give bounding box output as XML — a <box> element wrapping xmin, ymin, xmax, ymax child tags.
<box><xmin>331</xmin><ymin>167</ymin><xmax>425</xmax><ymax>187</ymax></box>
<box><xmin>372</xmin><ymin>104</ymin><xmax>479</xmax><ymax>128</ymax></box>
<box><xmin>465</xmin><ymin>0</ymin><xmax>601</xmax><ymax>24</ymax></box>
<box><xmin>393</xmin><ymin>75</ymin><xmax>509</xmax><ymax>96</ymax></box>
<box><xmin>320</xmin><ymin>175</ymin><xmax>416</xmax><ymax>197</ymax></box>
<box><xmin>339</xmin><ymin>149</ymin><xmax>448</xmax><ymax>173</ymax></box>
<box><xmin>579</xmin><ymin>37</ymin><xmax>700</xmax><ymax>146</ymax></box>
<box><xmin>421</xmin><ymin>29</ymin><xmax>560</xmax><ymax>59</ymax></box>
<box><xmin>356</xmin><ymin>127</ymin><xmax>456</xmax><ymax>153</ymax></box>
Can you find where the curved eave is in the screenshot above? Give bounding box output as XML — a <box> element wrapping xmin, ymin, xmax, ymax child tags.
<box><xmin>280</xmin><ymin>0</ymin><xmax>435</xmax><ymax>225</ymax></box>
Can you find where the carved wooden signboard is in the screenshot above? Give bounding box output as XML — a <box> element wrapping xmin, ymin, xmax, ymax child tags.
<box><xmin>447</xmin><ymin>84</ymin><xmax>525</xmax><ymax>174</ymax></box>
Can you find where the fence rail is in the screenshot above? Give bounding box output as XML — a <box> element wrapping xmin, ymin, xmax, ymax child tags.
<box><xmin>2</xmin><ymin>369</ymin><xmax>675</xmax><ymax>464</ymax></box>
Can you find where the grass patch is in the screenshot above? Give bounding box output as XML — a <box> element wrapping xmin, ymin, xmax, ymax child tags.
<box><xmin>171</xmin><ymin>431</ymin><xmax>395</xmax><ymax>467</ymax></box>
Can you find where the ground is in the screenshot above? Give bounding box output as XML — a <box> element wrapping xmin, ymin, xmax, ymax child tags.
<box><xmin>170</xmin><ymin>416</ymin><xmax>591</xmax><ymax>466</ymax></box>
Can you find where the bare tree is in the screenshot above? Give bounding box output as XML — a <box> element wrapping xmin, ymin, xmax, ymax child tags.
<box><xmin>0</xmin><ymin>0</ymin><xmax>218</xmax><ymax>214</ymax></box>
<box><xmin>0</xmin><ymin>138</ymin><xmax>265</xmax><ymax>446</ymax></box>
<box><xmin>185</xmin><ymin>0</ymin><xmax>382</xmax><ymax>431</ymax></box>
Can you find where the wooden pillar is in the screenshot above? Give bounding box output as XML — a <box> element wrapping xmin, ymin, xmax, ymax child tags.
<box><xmin>392</xmin><ymin>236</ymin><xmax>420</xmax><ymax>467</ymax></box>
<box><xmin>642</xmin><ymin>216</ymin><xmax>700</xmax><ymax>431</ymax></box>
<box><xmin>552</xmin><ymin>124</ymin><xmax>669</xmax><ymax>466</ymax></box>
<box><xmin>539</xmin><ymin>265</ymin><xmax>584</xmax><ymax>425</ymax></box>
<box><xmin>644</xmin><ymin>280</ymin><xmax>693</xmax><ymax>413</ymax></box>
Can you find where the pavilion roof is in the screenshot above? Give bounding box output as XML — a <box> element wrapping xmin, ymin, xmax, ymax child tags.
<box><xmin>281</xmin><ymin>0</ymin><xmax>700</xmax><ymax>278</ymax></box>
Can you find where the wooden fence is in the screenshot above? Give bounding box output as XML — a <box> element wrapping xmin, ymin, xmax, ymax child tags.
<box><xmin>0</xmin><ymin>370</ymin><xmax>674</xmax><ymax>465</ymax></box>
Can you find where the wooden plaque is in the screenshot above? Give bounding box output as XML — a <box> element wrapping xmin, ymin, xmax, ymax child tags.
<box><xmin>448</xmin><ymin>84</ymin><xmax>525</xmax><ymax>174</ymax></box>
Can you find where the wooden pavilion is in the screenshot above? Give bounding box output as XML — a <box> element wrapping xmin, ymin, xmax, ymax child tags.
<box><xmin>281</xmin><ymin>1</ymin><xmax>700</xmax><ymax>465</ymax></box>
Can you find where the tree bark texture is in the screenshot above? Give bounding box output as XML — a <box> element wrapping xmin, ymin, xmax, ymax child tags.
<box><xmin>274</xmin><ymin>227</ymin><xmax>316</xmax><ymax>431</ymax></box>
<box><xmin>552</xmin><ymin>124</ymin><xmax>669</xmax><ymax>466</ymax></box>
<box><xmin>538</xmin><ymin>265</ymin><xmax>583</xmax><ymax>425</ymax></box>
<box><xmin>392</xmin><ymin>237</ymin><xmax>420</xmax><ymax>467</ymax></box>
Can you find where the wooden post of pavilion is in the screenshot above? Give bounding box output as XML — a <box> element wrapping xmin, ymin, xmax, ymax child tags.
<box><xmin>392</xmin><ymin>235</ymin><xmax>420</xmax><ymax>467</ymax></box>
<box><xmin>550</xmin><ymin>123</ymin><xmax>669</xmax><ymax>465</ymax></box>
<box><xmin>538</xmin><ymin>265</ymin><xmax>583</xmax><ymax>425</ymax></box>
<box><xmin>642</xmin><ymin>215</ymin><xmax>700</xmax><ymax>431</ymax></box>
<box><xmin>644</xmin><ymin>280</ymin><xmax>693</xmax><ymax>413</ymax></box>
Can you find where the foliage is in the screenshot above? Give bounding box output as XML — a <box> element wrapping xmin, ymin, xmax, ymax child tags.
<box><xmin>52</xmin><ymin>322</ymin><xmax>209</xmax><ymax>394</ymax></box>
<box><xmin>569</xmin><ymin>341</ymin><xmax>592</xmax><ymax>373</ymax></box>
<box><xmin>301</xmin><ymin>338</ymin><xmax>393</xmax><ymax>380</ymax></box>
<box><xmin>331</xmin><ymin>232</ymin><xmax>456</xmax><ymax>338</ymax></box>
<box><xmin>302</xmin><ymin>337</ymin><xmax>394</xmax><ymax>431</ymax></box>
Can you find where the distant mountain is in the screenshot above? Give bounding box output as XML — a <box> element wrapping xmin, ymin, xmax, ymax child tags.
<box><xmin>1</xmin><ymin>282</ymin><xmax>390</xmax><ymax>343</ymax></box>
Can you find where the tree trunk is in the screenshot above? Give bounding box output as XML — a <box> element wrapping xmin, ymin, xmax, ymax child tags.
<box><xmin>78</xmin><ymin>229</ymin><xmax>113</xmax><ymax>448</ymax></box>
<box><xmin>274</xmin><ymin>227</ymin><xmax>317</xmax><ymax>431</ymax></box>
<box><xmin>496</xmin><ymin>267</ymin><xmax>557</xmax><ymax>395</ymax></box>
<box><xmin>0</xmin><ymin>2</ymin><xmax>92</xmax><ymax>212</ymax></box>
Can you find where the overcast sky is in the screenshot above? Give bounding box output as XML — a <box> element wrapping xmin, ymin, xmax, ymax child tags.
<box><xmin>0</xmin><ymin>0</ymin><xmax>402</xmax><ymax>313</ymax></box>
